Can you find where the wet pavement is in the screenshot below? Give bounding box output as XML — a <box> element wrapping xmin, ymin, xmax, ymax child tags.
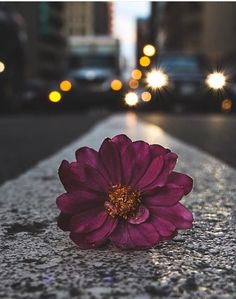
<box><xmin>141</xmin><ymin>113</ymin><xmax>236</xmax><ymax>169</ymax></box>
<box><xmin>0</xmin><ymin>113</ymin><xmax>235</xmax><ymax>298</ymax></box>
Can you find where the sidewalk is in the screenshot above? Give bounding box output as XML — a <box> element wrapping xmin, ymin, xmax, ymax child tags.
<box><xmin>0</xmin><ymin>113</ymin><xmax>235</xmax><ymax>299</ymax></box>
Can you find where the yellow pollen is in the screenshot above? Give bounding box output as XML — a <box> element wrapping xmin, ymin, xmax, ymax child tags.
<box><xmin>105</xmin><ymin>185</ymin><xmax>141</xmax><ymax>219</ymax></box>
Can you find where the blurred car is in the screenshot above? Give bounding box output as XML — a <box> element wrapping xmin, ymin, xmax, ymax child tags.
<box><xmin>20</xmin><ymin>79</ymin><xmax>48</xmax><ymax>109</ymax></box>
<box><xmin>146</xmin><ymin>53</ymin><xmax>209</xmax><ymax>111</ymax></box>
<box><xmin>55</xmin><ymin>36</ymin><xmax>124</xmax><ymax>108</ymax></box>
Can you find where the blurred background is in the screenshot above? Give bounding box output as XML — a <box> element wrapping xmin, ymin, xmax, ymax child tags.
<box><xmin>1</xmin><ymin>1</ymin><xmax>236</xmax><ymax>113</ymax></box>
<box><xmin>2</xmin><ymin>1</ymin><xmax>236</xmax><ymax>186</ymax></box>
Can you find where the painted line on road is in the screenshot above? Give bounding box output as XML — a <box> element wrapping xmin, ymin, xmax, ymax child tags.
<box><xmin>0</xmin><ymin>113</ymin><xmax>235</xmax><ymax>298</ymax></box>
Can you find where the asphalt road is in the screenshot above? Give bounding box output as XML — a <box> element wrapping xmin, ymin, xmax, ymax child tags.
<box><xmin>0</xmin><ymin>110</ymin><xmax>108</xmax><ymax>185</ymax></box>
<box><xmin>1</xmin><ymin>114</ymin><xmax>235</xmax><ymax>298</ymax></box>
<box><xmin>140</xmin><ymin>113</ymin><xmax>236</xmax><ymax>169</ymax></box>
<box><xmin>1</xmin><ymin>110</ymin><xmax>236</xmax><ymax>185</ymax></box>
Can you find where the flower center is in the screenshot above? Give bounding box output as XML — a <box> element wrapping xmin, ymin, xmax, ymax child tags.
<box><xmin>105</xmin><ymin>185</ymin><xmax>141</xmax><ymax>219</ymax></box>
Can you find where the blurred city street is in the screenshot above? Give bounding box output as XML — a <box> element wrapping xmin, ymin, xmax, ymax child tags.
<box><xmin>1</xmin><ymin>1</ymin><xmax>236</xmax><ymax>298</ymax></box>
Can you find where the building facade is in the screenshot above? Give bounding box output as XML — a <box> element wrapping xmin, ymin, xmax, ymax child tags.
<box><xmin>64</xmin><ymin>2</ymin><xmax>112</xmax><ymax>36</ymax></box>
<box><xmin>150</xmin><ymin>2</ymin><xmax>236</xmax><ymax>62</ymax></box>
<box><xmin>136</xmin><ymin>18</ymin><xmax>150</xmax><ymax>66</ymax></box>
<box><xmin>3</xmin><ymin>2</ymin><xmax>67</xmax><ymax>81</ymax></box>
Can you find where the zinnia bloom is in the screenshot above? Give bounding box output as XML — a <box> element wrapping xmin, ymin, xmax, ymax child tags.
<box><xmin>56</xmin><ymin>134</ymin><xmax>193</xmax><ymax>250</ymax></box>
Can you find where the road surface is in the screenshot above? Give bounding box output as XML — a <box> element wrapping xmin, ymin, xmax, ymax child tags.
<box><xmin>1</xmin><ymin>111</ymin><xmax>236</xmax><ymax>185</ymax></box>
<box><xmin>0</xmin><ymin>112</ymin><xmax>235</xmax><ymax>298</ymax></box>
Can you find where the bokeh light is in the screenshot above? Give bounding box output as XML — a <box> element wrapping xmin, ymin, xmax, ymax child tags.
<box><xmin>60</xmin><ymin>80</ymin><xmax>72</xmax><ymax>92</ymax></box>
<box><xmin>146</xmin><ymin>69</ymin><xmax>168</xmax><ymax>89</ymax></box>
<box><xmin>49</xmin><ymin>91</ymin><xmax>62</xmax><ymax>103</ymax></box>
<box><xmin>139</xmin><ymin>56</ymin><xmax>151</xmax><ymax>67</ymax></box>
<box><xmin>206</xmin><ymin>72</ymin><xmax>226</xmax><ymax>90</ymax></box>
<box><xmin>0</xmin><ymin>61</ymin><xmax>5</xmax><ymax>73</ymax></box>
<box><xmin>124</xmin><ymin>92</ymin><xmax>139</xmax><ymax>106</ymax></box>
<box><xmin>129</xmin><ymin>79</ymin><xmax>139</xmax><ymax>89</ymax></box>
<box><xmin>141</xmin><ymin>91</ymin><xmax>152</xmax><ymax>102</ymax></box>
<box><xmin>221</xmin><ymin>99</ymin><xmax>232</xmax><ymax>112</ymax></box>
<box><xmin>111</xmin><ymin>79</ymin><xmax>122</xmax><ymax>91</ymax></box>
<box><xmin>143</xmin><ymin>44</ymin><xmax>156</xmax><ymax>57</ymax></box>
<box><xmin>131</xmin><ymin>69</ymin><xmax>142</xmax><ymax>80</ymax></box>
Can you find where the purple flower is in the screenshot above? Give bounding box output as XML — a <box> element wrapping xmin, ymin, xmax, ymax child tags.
<box><xmin>56</xmin><ymin>134</ymin><xmax>193</xmax><ymax>250</ymax></box>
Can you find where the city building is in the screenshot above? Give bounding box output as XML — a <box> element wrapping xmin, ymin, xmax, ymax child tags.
<box><xmin>150</xmin><ymin>2</ymin><xmax>202</xmax><ymax>53</ymax></box>
<box><xmin>149</xmin><ymin>2</ymin><xmax>236</xmax><ymax>62</ymax></box>
<box><xmin>64</xmin><ymin>2</ymin><xmax>112</xmax><ymax>36</ymax></box>
<box><xmin>202</xmin><ymin>3</ymin><xmax>236</xmax><ymax>63</ymax></box>
<box><xmin>2</xmin><ymin>2</ymin><xmax>66</xmax><ymax>82</ymax></box>
<box><xmin>136</xmin><ymin>18</ymin><xmax>150</xmax><ymax>67</ymax></box>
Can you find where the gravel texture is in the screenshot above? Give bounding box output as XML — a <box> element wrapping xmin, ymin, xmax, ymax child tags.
<box><xmin>0</xmin><ymin>113</ymin><xmax>235</xmax><ymax>299</ymax></box>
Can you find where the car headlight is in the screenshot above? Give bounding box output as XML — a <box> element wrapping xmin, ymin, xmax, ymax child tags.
<box><xmin>0</xmin><ymin>61</ymin><xmax>5</xmax><ymax>73</ymax></box>
<box><xmin>146</xmin><ymin>69</ymin><xmax>168</xmax><ymax>89</ymax></box>
<box><xmin>206</xmin><ymin>72</ymin><xmax>226</xmax><ymax>90</ymax></box>
<box><xmin>124</xmin><ymin>91</ymin><xmax>139</xmax><ymax>106</ymax></box>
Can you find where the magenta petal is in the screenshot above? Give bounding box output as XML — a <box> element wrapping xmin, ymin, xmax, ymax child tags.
<box><xmin>129</xmin><ymin>141</ymin><xmax>152</xmax><ymax>186</ymax></box>
<box><xmin>76</xmin><ymin>147</ymin><xmax>110</xmax><ymax>182</ymax></box>
<box><xmin>160</xmin><ymin>230</ymin><xmax>178</xmax><ymax>241</ymax></box>
<box><xmin>150</xmin><ymin>214</ymin><xmax>176</xmax><ymax>238</ymax></box>
<box><xmin>121</xmin><ymin>141</ymin><xmax>151</xmax><ymax>185</ymax></box>
<box><xmin>150</xmin><ymin>144</ymin><xmax>170</xmax><ymax>158</ymax></box>
<box><xmin>57</xmin><ymin>212</ymin><xmax>72</xmax><ymax>231</ymax></box>
<box><xmin>76</xmin><ymin>147</ymin><xmax>98</xmax><ymax>167</ymax></box>
<box><xmin>111</xmin><ymin>134</ymin><xmax>132</xmax><ymax>153</ymax></box>
<box><xmin>99</xmin><ymin>138</ymin><xmax>122</xmax><ymax>185</ymax></box>
<box><xmin>144</xmin><ymin>185</ymin><xmax>185</xmax><ymax>207</ymax></box>
<box><xmin>58</xmin><ymin>160</ymin><xmax>82</xmax><ymax>193</ymax></box>
<box><xmin>167</xmin><ymin>171</ymin><xmax>193</xmax><ymax>195</ymax></box>
<box><xmin>157</xmin><ymin>152</ymin><xmax>178</xmax><ymax>185</ymax></box>
<box><xmin>110</xmin><ymin>221</ymin><xmax>160</xmax><ymax>250</ymax></box>
<box><xmin>69</xmin><ymin>233</ymin><xmax>108</xmax><ymax>249</ymax></box>
<box><xmin>136</xmin><ymin>155</ymin><xmax>164</xmax><ymax>190</ymax></box>
<box><xmin>56</xmin><ymin>192</ymin><xmax>104</xmax><ymax>214</ymax></box>
<box><xmin>81</xmin><ymin>164</ymin><xmax>110</xmax><ymax>192</ymax></box>
<box><xmin>70</xmin><ymin>215</ymin><xmax>118</xmax><ymax>248</ymax></box>
<box><xmin>151</xmin><ymin>203</ymin><xmax>193</xmax><ymax>229</ymax></box>
<box><xmin>144</xmin><ymin>152</ymin><xmax>178</xmax><ymax>191</ymax></box>
<box><xmin>70</xmin><ymin>209</ymin><xmax>108</xmax><ymax>233</ymax></box>
<box><xmin>128</xmin><ymin>205</ymin><xmax>150</xmax><ymax>224</ymax></box>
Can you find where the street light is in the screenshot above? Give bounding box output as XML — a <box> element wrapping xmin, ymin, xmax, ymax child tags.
<box><xmin>146</xmin><ymin>69</ymin><xmax>168</xmax><ymax>89</ymax></box>
<box><xmin>206</xmin><ymin>72</ymin><xmax>226</xmax><ymax>90</ymax></box>
<box><xmin>143</xmin><ymin>44</ymin><xmax>156</xmax><ymax>57</ymax></box>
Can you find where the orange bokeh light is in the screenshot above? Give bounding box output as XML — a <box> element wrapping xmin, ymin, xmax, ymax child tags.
<box><xmin>129</xmin><ymin>79</ymin><xmax>139</xmax><ymax>89</ymax></box>
<box><xmin>60</xmin><ymin>80</ymin><xmax>72</xmax><ymax>92</ymax></box>
<box><xmin>141</xmin><ymin>91</ymin><xmax>152</xmax><ymax>102</ymax></box>
<box><xmin>111</xmin><ymin>79</ymin><xmax>122</xmax><ymax>91</ymax></box>
<box><xmin>221</xmin><ymin>99</ymin><xmax>232</xmax><ymax>112</ymax></box>
<box><xmin>139</xmin><ymin>56</ymin><xmax>151</xmax><ymax>67</ymax></box>
<box><xmin>131</xmin><ymin>69</ymin><xmax>142</xmax><ymax>80</ymax></box>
